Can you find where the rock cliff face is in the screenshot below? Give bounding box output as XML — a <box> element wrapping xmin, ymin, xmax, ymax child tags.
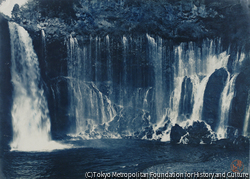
<box><xmin>0</xmin><ymin>14</ymin><xmax>12</xmax><ymax>150</ymax></box>
<box><xmin>1</xmin><ymin>0</ymin><xmax>250</xmax><ymax>141</ymax></box>
<box><xmin>202</xmin><ymin>68</ymin><xmax>228</xmax><ymax>130</ymax></box>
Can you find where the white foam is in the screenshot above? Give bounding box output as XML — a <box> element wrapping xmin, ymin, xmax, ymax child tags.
<box><xmin>9</xmin><ymin>22</ymin><xmax>71</xmax><ymax>152</ymax></box>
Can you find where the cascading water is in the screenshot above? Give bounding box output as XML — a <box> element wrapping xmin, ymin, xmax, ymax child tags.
<box><xmin>65</xmin><ymin>33</ymin><xmax>247</xmax><ymax>141</ymax></box>
<box><xmin>216</xmin><ymin>51</ymin><xmax>245</xmax><ymax>138</ymax></box>
<box><xmin>216</xmin><ymin>74</ymin><xmax>238</xmax><ymax>139</ymax></box>
<box><xmin>41</xmin><ymin>29</ymin><xmax>46</xmax><ymax>52</ymax></box>
<box><xmin>244</xmin><ymin>90</ymin><xmax>250</xmax><ymax>137</ymax></box>
<box><xmin>188</xmin><ymin>43</ymin><xmax>229</xmax><ymax>126</ymax></box>
<box><xmin>152</xmin><ymin>39</ymin><xmax>230</xmax><ymax>141</ymax></box>
<box><xmin>146</xmin><ymin>34</ymin><xmax>164</xmax><ymax>123</ymax></box>
<box><xmin>9</xmin><ymin>22</ymin><xmax>68</xmax><ymax>151</ymax></box>
<box><xmin>67</xmin><ymin>35</ymin><xmax>117</xmax><ymax>138</ymax></box>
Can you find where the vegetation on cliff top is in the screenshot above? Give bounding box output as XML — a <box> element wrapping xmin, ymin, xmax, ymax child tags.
<box><xmin>8</xmin><ymin>0</ymin><xmax>248</xmax><ymax>46</ymax></box>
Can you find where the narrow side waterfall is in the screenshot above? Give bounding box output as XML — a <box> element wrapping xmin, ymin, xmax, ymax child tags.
<box><xmin>41</xmin><ymin>29</ymin><xmax>46</xmax><ymax>50</ymax></box>
<box><xmin>9</xmin><ymin>22</ymin><xmax>68</xmax><ymax>151</ymax></box>
<box><xmin>41</xmin><ymin>29</ymin><xmax>46</xmax><ymax>61</ymax></box>
<box><xmin>243</xmin><ymin>90</ymin><xmax>250</xmax><ymax>137</ymax></box>
<box><xmin>216</xmin><ymin>74</ymin><xmax>238</xmax><ymax>139</ymax></box>
<box><xmin>189</xmin><ymin>75</ymin><xmax>210</xmax><ymax>123</ymax></box>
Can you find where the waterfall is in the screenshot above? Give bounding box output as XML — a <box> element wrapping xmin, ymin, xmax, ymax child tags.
<box><xmin>189</xmin><ymin>45</ymin><xmax>229</xmax><ymax>124</ymax></box>
<box><xmin>106</xmin><ymin>35</ymin><xmax>113</xmax><ymax>84</ymax></box>
<box><xmin>152</xmin><ymin>39</ymin><xmax>230</xmax><ymax>141</ymax></box>
<box><xmin>67</xmin><ymin>36</ymin><xmax>117</xmax><ymax>137</ymax></box>
<box><xmin>215</xmin><ymin>50</ymin><xmax>245</xmax><ymax>138</ymax></box>
<box><xmin>41</xmin><ymin>29</ymin><xmax>46</xmax><ymax>50</ymax></box>
<box><xmin>147</xmin><ymin>34</ymin><xmax>164</xmax><ymax>123</ymax></box>
<box><xmin>243</xmin><ymin>90</ymin><xmax>250</xmax><ymax>137</ymax></box>
<box><xmin>171</xmin><ymin>41</ymin><xmax>229</xmax><ymax>124</ymax></box>
<box><xmin>64</xmin><ymin>34</ymin><xmax>248</xmax><ymax>141</ymax></box>
<box><xmin>9</xmin><ymin>22</ymin><xmax>68</xmax><ymax>151</ymax></box>
<box><xmin>190</xmin><ymin>75</ymin><xmax>210</xmax><ymax>123</ymax></box>
<box><xmin>122</xmin><ymin>36</ymin><xmax>128</xmax><ymax>106</ymax></box>
<box><xmin>216</xmin><ymin>73</ymin><xmax>238</xmax><ymax>139</ymax></box>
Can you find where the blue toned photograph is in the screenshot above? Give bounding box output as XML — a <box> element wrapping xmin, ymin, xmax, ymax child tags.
<box><xmin>0</xmin><ymin>0</ymin><xmax>249</xmax><ymax>178</ymax></box>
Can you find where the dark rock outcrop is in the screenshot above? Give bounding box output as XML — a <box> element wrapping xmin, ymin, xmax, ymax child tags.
<box><xmin>0</xmin><ymin>14</ymin><xmax>12</xmax><ymax>150</ymax></box>
<box><xmin>155</xmin><ymin>121</ymin><xmax>170</xmax><ymax>136</ymax></box>
<box><xmin>179</xmin><ymin>76</ymin><xmax>193</xmax><ymax>119</ymax></box>
<box><xmin>170</xmin><ymin>124</ymin><xmax>186</xmax><ymax>144</ymax></box>
<box><xmin>230</xmin><ymin>71</ymin><xmax>250</xmax><ymax>135</ymax></box>
<box><xmin>170</xmin><ymin>121</ymin><xmax>249</xmax><ymax>147</ymax></box>
<box><xmin>186</xmin><ymin>121</ymin><xmax>213</xmax><ymax>145</ymax></box>
<box><xmin>170</xmin><ymin>121</ymin><xmax>214</xmax><ymax>145</ymax></box>
<box><xmin>202</xmin><ymin>68</ymin><xmax>228</xmax><ymax>130</ymax></box>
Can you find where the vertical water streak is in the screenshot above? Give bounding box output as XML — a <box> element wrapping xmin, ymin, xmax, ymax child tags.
<box><xmin>95</xmin><ymin>37</ymin><xmax>98</xmax><ymax>82</ymax></box>
<box><xmin>82</xmin><ymin>46</ymin><xmax>87</xmax><ymax>82</ymax></box>
<box><xmin>92</xmin><ymin>83</ymin><xmax>108</xmax><ymax>124</ymax></box>
<box><xmin>105</xmin><ymin>96</ymin><xmax>117</xmax><ymax>124</ymax></box>
<box><xmin>67</xmin><ymin>35</ymin><xmax>77</xmax><ymax>131</ymax></box>
<box><xmin>41</xmin><ymin>29</ymin><xmax>46</xmax><ymax>57</ymax></box>
<box><xmin>217</xmin><ymin>73</ymin><xmax>238</xmax><ymax>139</ymax></box>
<box><xmin>9</xmin><ymin>22</ymin><xmax>67</xmax><ymax>151</ymax></box>
<box><xmin>106</xmin><ymin>35</ymin><xmax>112</xmax><ymax>83</ymax></box>
<box><xmin>66</xmin><ymin>36</ymin><xmax>118</xmax><ymax>136</ymax></box>
<box><xmin>168</xmin><ymin>46</ymin><xmax>185</xmax><ymax>125</ymax></box>
<box><xmin>122</xmin><ymin>36</ymin><xmax>128</xmax><ymax>106</ymax></box>
<box><xmin>190</xmin><ymin>75</ymin><xmax>210</xmax><ymax>122</ymax></box>
<box><xmin>167</xmin><ymin>40</ymin><xmax>230</xmax><ymax>129</ymax></box>
<box><xmin>243</xmin><ymin>90</ymin><xmax>250</xmax><ymax>137</ymax></box>
<box><xmin>147</xmin><ymin>34</ymin><xmax>164</xmax><ymax>123</ymax></box>
<box><xmin>190</xmin><ymin>46</ymin><xmax>229</xmax><ymax>124</ymax></box>
<box><xmin>67</xmin><ymin>36</ymin><xmax>84</xmax><ymax>133</ymax></box>
<box><xmin>143</xmin><ymin>87</ymin><xmax>152</xmax><ymax>110</ymax></box>
<box><xmin>232</xmin><ymin>52</ymin><xmax>245</xmax><ymax>73</ymax></box>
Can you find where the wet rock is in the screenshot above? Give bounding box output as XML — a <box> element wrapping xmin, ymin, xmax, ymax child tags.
<box><xmin>108</xmin><ymin>107</ymin><xmax>150</xmax><ymax>138</ymax></box>
<box><xmin>202</xmin><ymin>68</ymin><xmax>228</xmax><ymax>130</ymax></box>
<box><xmin>156</xmin><ymin>120</ymin><xmax>170</xmax><ymax>136</ymax></box>
<box><xmin>145</xmin><ymin>126</ymin><xmax>154</xmax><ymax>139</ymax></box>
<box><xmin>186</xmin><ymin>121</ymin><xmax>212</xmax><ymax>145</ymax></box>
<box><xmin>0</xmin><ymin>14</ymin><xmax>13</xmax><ymax>150</ymax></box>
<box><xmin>170</xmin><ymin>124</ymin><xmax>186</xmax><ymax>144</ymax></box>
<box><xmin>230</xmin><ymin>72</ymin><xmax>250</xmax><ymax>134</ymax></box>
<box><xmin>179</xmin><ymin>76</ymin><xmax>193</xmax><ymax>119</ymax></box>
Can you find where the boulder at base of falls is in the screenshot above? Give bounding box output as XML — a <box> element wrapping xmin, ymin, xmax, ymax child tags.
<box><xmin>170</xmin><ymin>121</ymin><xmax>215</xmax><ymax>145</ymax></box>
<box><xmin>185</xmin><ymin>121</ymin><xmax>214</xmax><ymax>145</ymax></box>
<box><xmin>155</xmin><ymin>118</ymin><xmax>171</xmax><ymax>136</ymax></box>
<box><xmin>170</xmin><ymin>124</ymin><xmax>187</xmax><ymax>144</ymax></box>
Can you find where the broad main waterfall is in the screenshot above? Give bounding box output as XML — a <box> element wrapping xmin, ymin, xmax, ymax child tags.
<box><xmin>9</xmin><ymin>22</ymin><xmax>68</xmax><ymax>151</ymax></box>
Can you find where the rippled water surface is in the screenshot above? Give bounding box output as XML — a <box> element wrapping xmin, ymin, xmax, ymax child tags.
<box><xmin>3</xmin><ymin>139</ymin><xmax>249</xmax><ymax>179</ymax></box>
